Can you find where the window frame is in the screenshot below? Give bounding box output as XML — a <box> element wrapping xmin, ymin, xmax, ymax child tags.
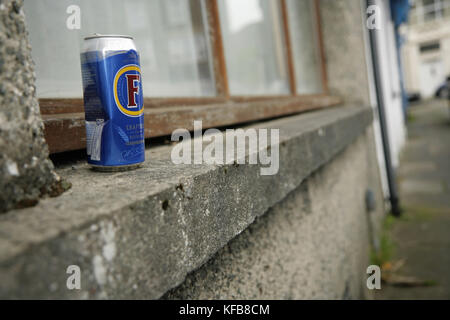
<box><xmin>38</xmin><ymin>0</ymin><xmax>340</xmax><ymax>154</ymax></box>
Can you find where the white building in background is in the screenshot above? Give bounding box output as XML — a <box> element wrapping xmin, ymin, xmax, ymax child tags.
<box><xmin>363</xmin><ymin>0</ymin><xmax>407</xmax><ymax>199</ymax></box>
<box><xmin>402</xmin><ymin>0</ymin><xmax>450</xmax><ymax>98</ymax></box>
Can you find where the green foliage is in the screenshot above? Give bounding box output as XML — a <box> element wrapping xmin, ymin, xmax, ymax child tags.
<box><xmin>370</xmin><ymin>214</ymin><xmax>396</xmax><ymax>266</ymax></box>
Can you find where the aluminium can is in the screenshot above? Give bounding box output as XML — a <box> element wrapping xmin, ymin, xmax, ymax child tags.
<box><xmin>80</xmin><ymin>34</ymin><xmax>145</xmax><ymax>171</ymax></box>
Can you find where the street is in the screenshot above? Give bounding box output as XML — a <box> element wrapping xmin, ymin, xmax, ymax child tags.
<box><xmin>375</xmin><ymin>99</ymin><xmax>450</xmax><ymax>299</ymax></box>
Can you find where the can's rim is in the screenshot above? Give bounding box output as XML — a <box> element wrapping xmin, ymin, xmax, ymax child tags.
<box><xmin>84</xmin><ymin>34</ymin><xmax>134</xmax><ymax>40</ymax></box>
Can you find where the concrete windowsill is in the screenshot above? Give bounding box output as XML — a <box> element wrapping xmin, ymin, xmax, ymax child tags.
<box><xmin>0</xmin><ymin>105</ymin><xmax>373</xmax><ymax>299</ymax></box>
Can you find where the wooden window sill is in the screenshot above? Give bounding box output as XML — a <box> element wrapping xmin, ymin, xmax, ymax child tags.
<box><xmin>41</xmin><ymin>94</ymin><xmax>342</xmax><ymax>154</ymax></box>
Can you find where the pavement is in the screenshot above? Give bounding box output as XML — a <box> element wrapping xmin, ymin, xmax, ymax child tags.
<box><xmin>375</xmin><ymin>99</ymin><xmax>450</xmax><ymax>300</ymax></box>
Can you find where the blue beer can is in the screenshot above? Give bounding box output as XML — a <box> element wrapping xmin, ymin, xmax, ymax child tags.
<box><xmin>80</xmin><ymin>34</ymin><xmax>145</xmax><ymax>171</ymax></box>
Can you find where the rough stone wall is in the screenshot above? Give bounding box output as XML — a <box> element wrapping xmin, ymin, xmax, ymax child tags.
<box><xmin>0</xmin><ymin>0</ymin><xmax>57</xmax><ymax>212</ymax></box>
<box><xmin>165</xmin><ymin>127</ymin><xmax>384</xmax><ymax>299</ymax></box>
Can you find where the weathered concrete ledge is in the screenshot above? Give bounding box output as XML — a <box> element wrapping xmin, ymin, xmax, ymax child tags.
<box><xmin>0</xmin><ymin>105</ymin><xmax>373</xmax><ymax>299</ymax></box>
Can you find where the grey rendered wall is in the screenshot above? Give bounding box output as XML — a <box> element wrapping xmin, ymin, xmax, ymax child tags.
<box><xmin>164</xmin><ymin>0</ymin><xmax>385</xmax><ymax>299</ymax></box>
<box><xmin>0</xmin><ymin>0</ymin><xmax>57</xmax><ymax>212</ymax></box>
<box><xmin>0</xmin><ymin>106</ymin><xmax>377</xmax><ymax>300</ymax></box>
<box><xmin>165</xmin><ymin>126</ymin><xmax>384</xmax><ymax>299</ymax></box>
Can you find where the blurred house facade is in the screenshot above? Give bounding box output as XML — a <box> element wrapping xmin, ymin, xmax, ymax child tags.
<box><xmin>365</xmin><ymin>0</ymin><xmax>408</xmax><ymax>202</ymax></box>
<box><xmin>402</xmin><ymin>0</ymin><xmax>450</xmax><ymax>98</ymax></box>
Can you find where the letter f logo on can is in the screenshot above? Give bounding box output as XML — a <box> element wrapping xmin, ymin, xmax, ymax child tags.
<box><xmin>126</xmin><ymin>74</ymin><xmax>140</xmax><ymax>108</ymax></box>
<box><xmin>113</xmin><ymin>64</ymin><xmax>144</xmax><ymax>117</ymax></box>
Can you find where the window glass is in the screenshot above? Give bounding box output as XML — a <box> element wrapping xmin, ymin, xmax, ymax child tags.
<box><xmin>23</xmin><ymin>0</ymin><xmax>215</xmax><ymax>98</ymax></box>
<box><xmin>286</xmin><ymin>0</ymin><xmax>323</xmax><ymax>94</ymax></box>
<box><xmin>218</xmin><ymin>0</ymin><xmax>290</xmax><ymax>95</ymax></box>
